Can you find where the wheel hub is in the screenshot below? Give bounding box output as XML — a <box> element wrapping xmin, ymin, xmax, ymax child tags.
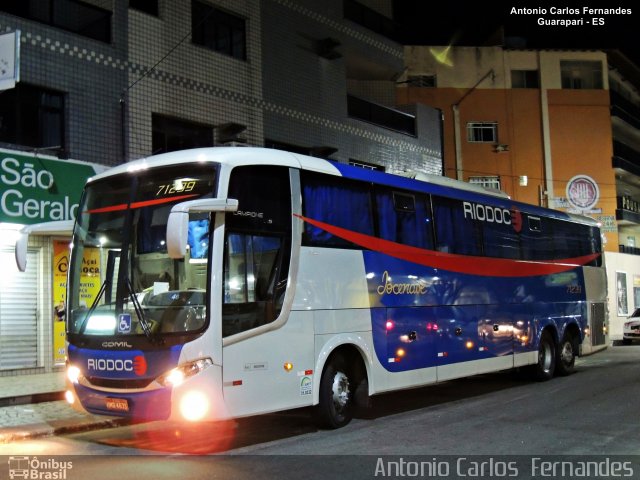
<box><xmin>331</xmin><ymin>371</ymin><xmax>350</xmax><ymax>412</ymax></box>
<box><xmin>561</xmin><ymin>342</ymin><xmax>573</xmax><ymax>364</ymax></box>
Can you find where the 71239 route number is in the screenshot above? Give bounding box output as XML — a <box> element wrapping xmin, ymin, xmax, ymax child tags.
<box><xmin>157</xmin><ymin>180</ymin><xmax>196</xmax><ymax>196</ymax></box>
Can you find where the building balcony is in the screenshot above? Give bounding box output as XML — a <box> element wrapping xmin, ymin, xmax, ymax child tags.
<box><xmin>612</xmin><ymin>140</ymin><xmax>640</xmax><ymax>176</ymax></box>
<box><xmin>611</xmin><ymin>90</ymin><xmax>640</xmax><ymax>130</ymax></box>
<box><xmin>619</xmin><ymin>245</ymin><xmax>640</xmax><ymax>256</ymax></box>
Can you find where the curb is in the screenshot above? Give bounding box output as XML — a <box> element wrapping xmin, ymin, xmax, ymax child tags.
<box><xmin>0</xmin><ymin>391</ymin><xmax>65</xmax><ymax>408</ymax></box>
<box><xmin>0</xmin><ymin>391</ymin><xmax>133</xmax><ymax>444</ymax></box>
<box><xmin>0</xmin><ymin>415</ymin><xmax>131</xmax><ymax>443</ymax></box>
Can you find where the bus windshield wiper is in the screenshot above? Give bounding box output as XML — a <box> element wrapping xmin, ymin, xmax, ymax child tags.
<box><xmin>126</xmin><ymin>278</ymin><xmax>163</xmax><ymax>345</ymax></box>
<box><xmin>79</xmin><ymin>279</ymin><xmax>110</xmax><ymax>334</ymax></box>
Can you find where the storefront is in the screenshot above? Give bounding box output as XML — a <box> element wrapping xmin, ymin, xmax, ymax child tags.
<box><xmin>0</xmin><ymin>148</ymin><xmax>104</xmax><ymax>376</ymax></box>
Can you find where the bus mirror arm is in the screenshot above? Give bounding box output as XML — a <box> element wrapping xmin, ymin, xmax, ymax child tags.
<box><xmin>166</xmin><ymin>198</ymin><xmax>239</xmax><ymax>259</ymax></box>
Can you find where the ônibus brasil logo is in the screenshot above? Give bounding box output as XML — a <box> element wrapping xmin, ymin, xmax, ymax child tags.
<box><xmin>8</xmin><ymin>456</ymin><xmax>73</xmax><ymax>480</ymax></box>
<box><xmin>86</xmin><ymin>355</ymin><xmax>147</xmax><ymax>376</ymax></box>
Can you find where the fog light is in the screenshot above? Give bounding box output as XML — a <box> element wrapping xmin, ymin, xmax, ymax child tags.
<box><xmin>180</xmin><ymin>391</ymin><xmax>209</xmax><ymax>421</ymax></box>
<box><xmin>65</xmin><ymin>390</ymin><xmax>75</xmax><ymax>405</ymax></box>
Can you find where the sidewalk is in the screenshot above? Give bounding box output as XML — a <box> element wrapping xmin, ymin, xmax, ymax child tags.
<box><xmin>0</xmin><ymin>372</ymin><xmax>128</xmax><ymax>443</ymax></box>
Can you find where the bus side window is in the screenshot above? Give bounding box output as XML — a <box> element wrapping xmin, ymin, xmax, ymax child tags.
<box><xmin>432</xmin><ymin>196</ymin><xmax>483</xmax><ymax>256</ymax></box>
<box><xmin>521</xmin><ymin>215</ymin><xmax>554</xmax><ymax>261</ymax></box>
<box><xmin>222</xmin><ymin>165</ymin><xmax>292</xmax><ymax>337</ymax></box>
<box><xmin>482</xmin><ymin>215</ymin><xmax>521</xmax><ymax>259</ymax></box>
<box><xmin>375</xmin><ymin>189</ymin><xmax>433</xmax><ymax>249</ymax></box>
<box><xmin>301</xmin><ymin>172</ymin><xmax>374</xmax><ymax>247</ymax></box>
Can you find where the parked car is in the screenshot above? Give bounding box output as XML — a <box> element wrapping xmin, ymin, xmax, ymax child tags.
<box><xmin>623</xmin><ymin>308</ymin><xmax>640</xmax><ymax>344</ymax></box>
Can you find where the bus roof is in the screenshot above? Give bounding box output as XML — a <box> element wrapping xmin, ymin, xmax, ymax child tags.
<box><xmin>88</xmin><ymin>147</ymin><xmax>599</xmax><ymax>227</ymax></box>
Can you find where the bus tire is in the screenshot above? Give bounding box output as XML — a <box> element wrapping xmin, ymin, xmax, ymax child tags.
<box><xmin>556</xmin><ymin>332</ymin><xmax>577</xmax><ymax>376</ymax></box>
<box><xmin>315</xmin><ymin>354</ymin><xmax>354</xmax><ymax>429</ymax></box>
<box><xmin>532</xmin><ymin>330</ymin><xmax>556</xmax><ymax>381</ymax></box>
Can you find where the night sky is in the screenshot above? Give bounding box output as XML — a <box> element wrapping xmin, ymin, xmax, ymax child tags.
<box><xmin>393</xmin><ymin>1</ymin><xmax>640</xmax><ymax>63</ymax></box>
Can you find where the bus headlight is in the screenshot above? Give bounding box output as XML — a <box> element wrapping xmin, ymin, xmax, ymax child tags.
<box><xmin>67</xmin><ymin>365</ymin><xmax>81</xmax><ymax>384</ymax></box>
<box><xmin>156</xmin><ymin>358</ymin><xmax>213</xmax><ymax>387</ymax></box>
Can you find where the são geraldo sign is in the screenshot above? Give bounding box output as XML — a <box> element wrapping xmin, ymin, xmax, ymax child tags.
<box><xmin>0</xmin><ymin>150</ymin><xmax>100</xmax><ymax>225</ymax></box>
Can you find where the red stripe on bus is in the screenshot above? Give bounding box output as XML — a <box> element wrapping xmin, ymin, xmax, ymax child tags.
<box><xmin>85</xmin><ymin>194</ymin><xmax>199</xmax><ymax>214</ymax></box>
<box><xmin>295</xmin><ymin>214</ymin><xmax>600</xmax><ymax>278</ymax></box>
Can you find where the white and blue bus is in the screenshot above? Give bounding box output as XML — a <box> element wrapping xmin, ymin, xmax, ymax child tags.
<box><xmin>17</xmin><ymin>147</ymin><xmax>606</xmax><ymax>428</ymax></box>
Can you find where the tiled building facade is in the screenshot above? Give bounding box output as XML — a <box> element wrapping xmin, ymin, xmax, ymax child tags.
<box><xmin>1</xmin><ymin>0</ymin><xmax>442</xmax><ymax>171</ymax></box>
<box><xmin>0</xmin><ymin>0</ymin><xmax>442</xmax><ymax>376</ymax></box>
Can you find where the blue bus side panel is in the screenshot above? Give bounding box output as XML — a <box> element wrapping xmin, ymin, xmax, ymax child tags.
<box><xmin>363</xmin><ymin>252</ymin><xmax>587</xmax><ymax>372</ymax></box>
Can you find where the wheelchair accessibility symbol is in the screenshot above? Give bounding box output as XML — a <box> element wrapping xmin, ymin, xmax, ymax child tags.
<box><xmin>118</xmin><ymin>314</ymin><xmax>132</xmax><ymax>334</ymax></box>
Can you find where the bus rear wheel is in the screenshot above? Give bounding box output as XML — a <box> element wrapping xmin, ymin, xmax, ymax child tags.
<box><xmin>532</xmin><ymin>330</ymin><xmax>556</xmax><ymax>381</ymax></box>
<box><xmin>315</xmin><ymin>355</ymin><xmax>354</xmax><ymax>429</ymax></box>
<box><xmin>556</xmin><ymin>333</ymin><xmax>577</xmax><ymax>376</ymax></box>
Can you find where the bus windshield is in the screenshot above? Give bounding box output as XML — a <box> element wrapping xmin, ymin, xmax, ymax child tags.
<box><xmin>67</xmin><ymin>164</ymin><xmax>218</xmax><ymax>339</ymax></box>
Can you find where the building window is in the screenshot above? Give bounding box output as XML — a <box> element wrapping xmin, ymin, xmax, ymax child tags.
<box><xmin>347</xmin><ymin>95</ymin><xmax>416</xmax><ymax>136</ymax></box>
<box><xmin>152</xmin><ymin>114</ymin><xmax>214</xmax><ymax>154</ymax></box>
<box><xmin>469</xmin><ymin>176</ymin><xmax>501</xmax><ymax>191</ymax></box>
<box><xmin>467</xmin><ymin>122</ymin><xmax>498</xmax><ymax>143</ymax></box>
<box><xmin>407</xmin><ymin>75</ymin><xmax>436</xmax><ymax>87</ymax></box>
<box><xmin>343</xmin><ymin>0</ymin><xmax>398</xmax><ymax>40</ymax></box>
<box><xmin>191</xmin><ymin>0</ymin><xmax>246</xmax><ymax>61</ymax></box>
<box><xmin>511</xmin><ymin>70</ymin><xmax>539</xmax><ymax>88</ymax></box>
<box><xmin>349</xmin><ymin>159</ymin><xmax>385</xmax><ymax>172</ymax></box>
<box><xmin>560</xmin><ymin>61</ymin><xmax>603</xmax><ymax>89</ymax></box>
<box><xmin>129</xmin><ymin>0</ymin><xmax>158</xmax><ymax>16</ymax></box>
<box><xmin>1</xmin><ymin>0</ymin><xmax>112</xmax><ymax>43</ymax></box>
<box><xmin>0</xmin><ymin>83</ymin><xmax>65</xmax><ymax>153</ymax></box>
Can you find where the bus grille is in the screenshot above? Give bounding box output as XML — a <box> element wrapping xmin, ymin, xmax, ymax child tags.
<box><xmin>86</xmin><ymin>377</ymin><xmax>154</xmax><ymax>389</ymax></box>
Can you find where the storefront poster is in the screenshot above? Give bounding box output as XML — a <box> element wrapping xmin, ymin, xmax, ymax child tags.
<box><xmin>52</xmin><ymin>241</ymin><xmax>68</xmax><ymax>365</ymax></box>
<box><xmin>617</xmin><ymin>271</ymin><xmax>628</xmax><ymax>316</ymax></box>
<box><xmin>52</xmin><ymin>241</ymin><xmax>101</xmax><ymax>365</ymax></box>
<box><xmin>634</xmin><ymin>275</ymin><xmax>640</xmax><ymax>312</ymax></box>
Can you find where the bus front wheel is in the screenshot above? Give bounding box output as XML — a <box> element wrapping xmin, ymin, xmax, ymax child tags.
<box><xmin>315</xmin><ymin>355</ymin><xmax>354</xmax><ymax>429</ymax></box>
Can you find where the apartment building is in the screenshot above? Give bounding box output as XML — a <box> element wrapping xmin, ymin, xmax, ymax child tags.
<box><xmin>400</xmin><ymin>44</ymin><xmax>640</xmax><ymax>339</ymax></box>
<box><xmin>0</xmin><ymin>0</ymin><xmax>442</xmax><ymax>375</ymax></box>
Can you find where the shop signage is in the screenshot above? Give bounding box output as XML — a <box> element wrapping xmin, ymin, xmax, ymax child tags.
<box><xmin>566</xmin><ymin>174</ymin><xmax>600</xmax><ymax>212</ymax></box>
<box><xmin>619</xmin><ymin>195</ymin><xmax>640</xmax><ymax>214</ymax></box>
<box><xmin>0</xmin><ymin>150</ymin><xmax>99</xmax><ymax>225</ymax></box>
<box><xmin>0</xmin><ymin>30</ymin><xmax>20</xmax><ymax>91</ymax></box>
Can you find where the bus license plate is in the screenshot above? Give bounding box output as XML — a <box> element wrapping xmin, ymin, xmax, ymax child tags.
<box><xmin>105</xmin><ymin>397</ymin><xmax>129</xmax><ymax>412</ymax></box>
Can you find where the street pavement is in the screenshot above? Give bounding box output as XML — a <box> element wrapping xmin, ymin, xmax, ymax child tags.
<box><xmin>0</xmin><ymin>371</ymin><xmax>129</xmax><ymax>443</ymax></box>
<box><xmin>0</xmin><ymin>343</ymin><xmax>614</xmax><ymax>444</ymax></box>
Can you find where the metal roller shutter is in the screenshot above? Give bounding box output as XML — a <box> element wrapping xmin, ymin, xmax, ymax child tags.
<box><xmin>0</xmin><ymin>249</ymin><xmax>39</xmax><ymax>370</ymax></box>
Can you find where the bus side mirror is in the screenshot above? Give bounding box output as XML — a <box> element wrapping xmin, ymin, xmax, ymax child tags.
<box><xmin>15</xmin><ymin>232</ymin><xmax>29</xmax><ymax>272</ymax></box>
<box><xmin>166</xmin><ymin>198</ymin><xmax>238</xmax><ymax>259</ymax></box>
<box><xmin>14</xmin><ymin>220</ymin><xmax>76</xmax><ymax>272</ymax></box>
